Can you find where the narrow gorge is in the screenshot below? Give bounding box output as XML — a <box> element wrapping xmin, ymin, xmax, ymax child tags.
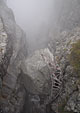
<box><xmin>0</xmin><ymin>0</ymin><xmax>80</xmax><ymax>113</ymax></box>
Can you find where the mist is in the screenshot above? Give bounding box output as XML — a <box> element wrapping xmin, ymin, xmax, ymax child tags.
<box><xmin>7</xmin><ymin>0</ymin><xmax>55</xmax><ymax>53</ymax></box>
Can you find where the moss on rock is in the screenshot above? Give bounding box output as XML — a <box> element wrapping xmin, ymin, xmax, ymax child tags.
<box><xmin>58</xmin><ymin>96</ymin><xmax>74</xmax><ymax>113</ymax></box>
<box><xmin>69</xmin><ymin>40</ymin><xmax>80</xmax><ymax>75</ymax></box>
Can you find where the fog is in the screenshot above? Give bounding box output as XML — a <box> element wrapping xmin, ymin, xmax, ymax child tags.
<box><xmin>7</xmin><ymin>0</ymin><xmax>55</xmax><ymax>53</ymax></box>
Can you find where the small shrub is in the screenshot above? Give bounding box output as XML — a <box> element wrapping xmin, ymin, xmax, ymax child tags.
<box><xmin>58</xmin><ymin>96</ymin><xmax>74</xmax><ymax>113</ymax></box>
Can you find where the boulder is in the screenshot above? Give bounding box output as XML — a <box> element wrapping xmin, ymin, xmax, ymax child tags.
<box><xmin>21</xmin><ymin>48</ymin><xmax>55</xmax><ymax>95</ymax></box>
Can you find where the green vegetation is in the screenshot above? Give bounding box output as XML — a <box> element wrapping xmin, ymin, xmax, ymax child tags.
<box><xmin>58</xmin><ymin>96</ymin><xmax>67</xmax><ymax>113</ymax></box>
<box><xmin>58</xmin><ymin>40</ymin><xmax>80</xmax><ymax>113</ymax></box>
<box><xmin>58</xmin><ymin>96</ymin><xmax>74</xmax><ymax>113</ymax></box>
<box><xmin>67</xmin><ymin>40</ymin><xmax>71</xmax><ymax>46</ymax></box>
<box><xmin>69</xmin><ymin>40</ymin><xmax>80</xmax><ymax>75</ymax></box>
<box><xmin>58</xmin><ymin>99</ymin><xmax>67</xmax><ymax>113</ymax></box>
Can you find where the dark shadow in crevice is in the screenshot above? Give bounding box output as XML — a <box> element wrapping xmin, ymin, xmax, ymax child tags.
<box><xmin>21</xmin><ymin>90</ymin><xmax>56</xmax><ymax>113</ymax></box>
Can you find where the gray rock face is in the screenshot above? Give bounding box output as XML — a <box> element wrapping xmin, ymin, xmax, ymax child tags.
<box><xmin>0</xmin><ymin>18</ymin><xmax>7</xmax><ymax>63</ymax></box>
<box><xmin>49</xmin><ymin>27</ymin><xmax>80</xmax><ymax>113</ymax></box>
<box><xmin>21</xmin><ymin>48</ymin><xmax>63</xmax><ymax>113</ymax></box>
<box><xmin>1</xmin><ymin>0</ymin><xmax>80</xmax><ymax>113</ymax></box>
<box><xmin>21</xmin><ymin>48</ymin><xmax>54</xmax><ymax>95</ymax></box>
<box><xmin>0</xmin><ymin>0</ymin><xmax>27</xmax><ymax>113</ymax></box>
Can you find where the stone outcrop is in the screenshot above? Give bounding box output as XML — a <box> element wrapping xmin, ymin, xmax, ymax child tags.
<box><xmin>0</xmin><ymin>0</ymin><xmax>27</xmax><ymax>113</ymax></box>
<box><xmin>21</xmin><ymin>48</ymin><xmax>54</xmax><ymax>95</ymax></box>
<box><xmin>49</xmin><ymin>27</ymin><xmax>80</xmax><ymax>113</ymax></box>
<box><xmin>21</xmin><ymin>47</ymin><xmax>63</xmax><ymax>113</ymax></box>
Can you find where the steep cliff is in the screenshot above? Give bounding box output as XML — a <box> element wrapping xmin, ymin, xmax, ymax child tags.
<box><xmin>0</xmin><ymin>0</ymin><xmax>27</xmax><ymax>113</ymax></box>
<box><xmin>49</xmin><ymin>27</ymin><xmax>80</xmax><ymax>113</ymax></box>
<box><xmin>0</xmin><ymin>1</ymin><xmax>55</xmax><ymax>113</ymax></box>
<box><xmin>0</xmin><ymin>0</ymin><xmax>80</xmax><ymax>113</ymax></box>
